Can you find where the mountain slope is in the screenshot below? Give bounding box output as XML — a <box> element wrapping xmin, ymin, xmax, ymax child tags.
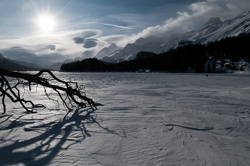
<box><xmin>61</xmin><ymin>33</ymin><xmax>250</xmax><ymax>73</ymax></box>
<box><xmin>13</xmin><ymin>60</ymin><xmax>41</xmax><ymax>70</ymax></box>
<box><xmin>99</xmin><ymin>35</ymin><xmax>181</xmax><ymax>62</ymax></box>
<box><xmin>49</xmin><ymin>58</ymin><xmax>77</xmax><ymax>71</ymax></box>
<box><xmin>95</xmin><ymin>43</ymin><xmax>122</xmax><ymax>60</ymax></box>
<box><xmin>98</xmin><ymin>10</ymin><xmax>250</xmax><ymax>62</ymax></box>
<box><xmin>190</xmin><ymin>10</ymin><xmax>250</xmax><ymax>43</ymax></box>
<box><xmin>0</xmin><ymin>54</ymin><xmax>39</xmax><ymax>71</ymax></box>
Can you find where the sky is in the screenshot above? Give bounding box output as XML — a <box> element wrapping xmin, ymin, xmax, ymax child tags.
<box><xmin>0</xmin><ymin>0</ymin><xmax>249</xmax><ymax>67</ymax></box>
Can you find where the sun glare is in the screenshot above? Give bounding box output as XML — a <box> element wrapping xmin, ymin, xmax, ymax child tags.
<box><xmin>38</xmin><ymin>16</ymin><xmax>55</xmax><ymax>31</ymax></box>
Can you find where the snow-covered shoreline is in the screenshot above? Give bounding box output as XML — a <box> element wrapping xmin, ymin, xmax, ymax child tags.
<box><xmin>1</xmin><ymin>72</ymin><xmax>250</xmax><ymax>165</ymax></box>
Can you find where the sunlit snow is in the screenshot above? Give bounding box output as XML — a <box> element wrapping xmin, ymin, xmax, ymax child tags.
<box><xmin>0</xmin><ymin>72</ymin><xmax>250</xmax><ymax>165</ymax></box>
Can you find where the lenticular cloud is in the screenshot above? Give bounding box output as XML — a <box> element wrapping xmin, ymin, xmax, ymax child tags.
<box><xmin>83</xmin><ymin>39</ymin><xmax>98</xmax><ymax>48</ymax></box>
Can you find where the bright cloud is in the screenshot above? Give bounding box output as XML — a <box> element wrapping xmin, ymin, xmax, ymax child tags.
<box><xmin>83</xmin><ymin>22</ymin><xmax>133</xmax><ymax>30</ymax></box>
<box><xmin>98</xmin><ymin>35</ymin><xmax>128</xmax><ymax>45</ymax></box>
<box><xmin>0</xmin><ymin>0</ymin><xmax>249</xmax><ymax>67</ymax></box>
<box><xmin>0</xmin><ymin>29</ymin><xmax>108</xmax><ymax>66</ymax></box>
<box><xmin>117</xmin><ymin>0</ymin><xmax>250</xmax><ymax>45</ymax></box>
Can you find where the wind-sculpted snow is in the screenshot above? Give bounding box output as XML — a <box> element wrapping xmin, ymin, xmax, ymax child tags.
<box><xmin>0</xmin><ymin>72</ymin><xmax>250</xmax><ymax>165</ymax></box>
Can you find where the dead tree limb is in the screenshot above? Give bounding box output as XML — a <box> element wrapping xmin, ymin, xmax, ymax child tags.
<box><xmin>0</xmin><ymin>69</ymin><xmax>95</xmax><ymax>113</ymax></box>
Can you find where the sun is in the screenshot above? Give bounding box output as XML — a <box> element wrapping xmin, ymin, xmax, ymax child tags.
<box><xmin>37</xmin><ymin>15</ymin><xmax>55</xmax><ymax>31</ymax></box>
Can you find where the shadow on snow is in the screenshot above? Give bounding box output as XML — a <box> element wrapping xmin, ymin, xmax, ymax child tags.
<box><xmin>0</xmin><ymin>107</ymin><xmax>124</xmax><ymax>166</ymax></box>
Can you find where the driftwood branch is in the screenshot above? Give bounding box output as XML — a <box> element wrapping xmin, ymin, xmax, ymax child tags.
<box><xmin>0</xmin><ymin>69</ymin><xmax>95</xmax><ymax>113</ymax></box>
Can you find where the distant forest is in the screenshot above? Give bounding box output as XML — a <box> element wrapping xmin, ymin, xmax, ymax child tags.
<box><xmin>61</xmin><ymin>33</ymin><xmax>250</xmax><ymax>73</ymax></box>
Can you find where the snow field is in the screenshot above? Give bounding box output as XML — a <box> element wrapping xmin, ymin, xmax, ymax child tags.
<box><xmin>0</xmin><ymin>72</ymin><xmax>250</xmax><ymax>165</ymax></box>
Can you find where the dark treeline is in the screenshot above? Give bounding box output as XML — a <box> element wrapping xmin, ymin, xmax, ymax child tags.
<box><xmin>61</xmin><ymin>33</ymin><xmax>250</xmax><ymax>73</ymax></box>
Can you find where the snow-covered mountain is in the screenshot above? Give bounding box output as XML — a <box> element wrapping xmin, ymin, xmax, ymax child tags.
<box><xmin>49</xmin><ymin>58</ymin><xmax>81</xmax><ymax>71</ymax></box>
<box><xmin>13</xmin><ymin>60</ymin><xmax>41</xmax><ymax>70</ymax></box>
<box><xmin>176</xmin><ymin>40</ymin><xmax>193</xmax><ymax>48</ymax></box>
<box><xmin>0</xmin><ymin>53</ymin><xmax>40</xmax><ymax>71</ymax></box>
<box><xmin>190</xmin><ymin>11</ymin><xmax>250</xmax><ymax>43</ymax></box>
<box><xmin>99</xmin><ymin>35</ymin><xmax>182</xmax><ymax>62</ymax></box>
<box><xmin>95</xmin><ymin>43</ymin><xmax>122</xmax><ymax>60</ymax></box>
<box><xmin>98</xmin><ymin>10</ymin><xmax>250</xmax><ymax>62</ymax></box>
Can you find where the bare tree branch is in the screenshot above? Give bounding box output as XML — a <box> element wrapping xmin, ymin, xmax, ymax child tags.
<box><xmin>0</xmin><ymin>69</ymin><xmax>95</xmax><ymax>113</ymax></box>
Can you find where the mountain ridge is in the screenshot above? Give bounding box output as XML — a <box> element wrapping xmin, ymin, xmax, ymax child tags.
<box><xmin>0</xmin><ymin>53</ymin><xmax>40</xmax><ymax>71</ymax></box>
<box><xmin>97</xmin><ymin>10</ymin><xmax>250</xmax><ymax>63</ymax></box>
<box><xmin>61</xmin><ymin>33</ymin><xmax>250</xmax><ymax>73</ymax></box>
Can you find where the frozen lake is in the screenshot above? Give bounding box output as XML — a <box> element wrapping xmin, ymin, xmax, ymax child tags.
<box><xmin>1</xmin><ymin>72</ymin><xmax>250</xmax><ymax>165</ymax></box>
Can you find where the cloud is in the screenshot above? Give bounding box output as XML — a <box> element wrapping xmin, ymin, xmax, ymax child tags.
<box><xmin>84</xmin><ymin>22</ymin><xmax>133</xmax><ymax>30</ymax></box>
<box><xmin>0</xmin><ymin>0</ymin><xmax>249</xmax><ymax>67</ymax></box>
<box><xmin>47</xmin><ymin>45</ymin><xmax>56</xmax><ymax>50</ymax></box>
<box><xmin>117</xmin><ymin>0</ymin><xmax>250</xmax><ymax>46</ymax></box>
<box><xmin>82</xmin><ymin>50</ymin><xmax>94</xmax><ymax>59</ymax></box>
<box><xmin>1</xmin><ymin>46</ymin><xmax>36</xmax><ymax>60</ymax></box>
<box><xmin>99</xmin><ymin>35</ymin><xmax>128</xmax><ymax>45</ymax></box>
<box><xmin>73</xmin><ymin>37</ymin><xmax>84</xmax><ymax>44</ymax></box>
<box><xmin>81</xmin><ymin>30</ymin><xmax>101</xmax><ymax>38</ymax></box>
<box><xmin>0</xmin><ymin>29</ymin><xmax>108</xmax><ymax>66</ymax></box>
<box><xmin>83</xmin><ymin>39</ymin><xmax>98</xmax><ymax>48</ymax></box>
<box><xmin>0</xmin><ymin>46</ymin><xmax>67</xmax><ymax>67</ymax></box>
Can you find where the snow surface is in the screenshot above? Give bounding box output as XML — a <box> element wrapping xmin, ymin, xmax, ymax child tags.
<box><xmin>1</xmin><ymin>72</ymin><xmax>250</xmax><ymax>166</ymax></box>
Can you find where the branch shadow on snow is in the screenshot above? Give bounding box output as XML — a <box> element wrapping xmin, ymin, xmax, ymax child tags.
<box><xmin>0</xmin><ymin>107</ymin><xmax>122</xmax><ymax>166</ymax></box>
